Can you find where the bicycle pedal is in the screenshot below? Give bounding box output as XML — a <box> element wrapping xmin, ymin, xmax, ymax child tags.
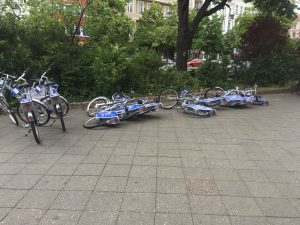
<box><xmin>23</xmin><ymin>124</ymin><xmax>29</xmax><ymax>128</ymax></box>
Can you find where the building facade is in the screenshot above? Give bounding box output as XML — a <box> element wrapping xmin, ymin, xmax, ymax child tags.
<box><xmin>125</xmin><ymin>0</ymin><xmax>176</xmax><ymax>21</ymax></box>
<box><xmin>215</xmin><ymin>0</ymin><xmax>253</xmax><ymax>32</ymax></box>
<box><xmin>289</xmin><ymin>0</ymin><xmax>300</xmax><ymax>39</ymax></box>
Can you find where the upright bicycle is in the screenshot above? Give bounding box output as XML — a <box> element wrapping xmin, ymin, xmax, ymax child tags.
<box><xmin>0</xmin><ymin>73</ymin><xmax>19</xmax><ymax>126</ymax></box>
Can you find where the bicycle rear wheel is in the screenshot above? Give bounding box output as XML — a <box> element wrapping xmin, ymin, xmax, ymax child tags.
<box><xmin>158</xmin><ymin>88</ymin><xmax>179</xmax><ymax>109</ymax></box>
<box><xmin>17</xmin><ymin>101</ymin><xmax>50</xmax><ymax>126</ymax></box>
<box><xmin>86</xmin><ymin>96</ymin><xmax>110</xmax><ymax>117</ymax></box>
<box><xmin>83</xmin><ymin>117</ymin><xmax>106</xmax><ymax>129</ymax></box>
<box><xmin>204</xmin><ymin>87</ymin><xmax>224</xmax><ymax>98</ymax></box>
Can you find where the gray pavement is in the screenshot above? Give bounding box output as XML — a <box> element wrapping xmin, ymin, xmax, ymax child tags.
<box><xmin>0</xmin><ymin>93</ymin><xmax>299</xmax><ymax>225</ymax></box>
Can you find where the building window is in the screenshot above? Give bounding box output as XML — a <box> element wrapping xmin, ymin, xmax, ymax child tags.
<box><xmin>127</xmin><ymin>0</ymin><xmax>133</xmax><ymax>13</ymax></box>
<box><xmin>228</xmin><ymin>21</ymin><xmax>231</xmax><ymax>31</ymax></box>
<box><xmin>195</xmin><ymin>1</ymin><xmax>202</xmax><ymax>10</ymax></box>
<box><xmin>146</xmin><ymin>2</ymin><xmax>151</xmax><ymax>10</ymax></box>
<box><xmin>240</xmin><ymin>6</ymin><xmax>243</xmax><ymax>14</ymax></box>
<box><xmin>137</xmin><ymin>1</ymin><xmax>144</xmax><ymax>14</ymax></box>
<box><xmin>235</xmin><ymin>5</ymin><xmax>239</xmax><ymax>14</ymax></box>
<box><xmin>163</xmin><ymin>6</ymin><xmax>169</xmax><ymax>16</ymax></box>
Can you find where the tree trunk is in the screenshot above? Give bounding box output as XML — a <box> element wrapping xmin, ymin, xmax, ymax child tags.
<box><xmin>175</xmin><ymin>0</ymin><xmax>228</xmax><ymax>71</ymax></box>
<box><xmin>176</xmin><ymin>0</ymin><xmax>192</xmax><ymax>71</ymax></box>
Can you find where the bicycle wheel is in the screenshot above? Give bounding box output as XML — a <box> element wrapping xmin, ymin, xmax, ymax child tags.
<box><xmin>60</xmin><ymin>97</ymin><xmax>69</xmax><ymax>114</ymax></box>
<box><xmin>86</xmin><ymin>96</ymin><xmax>110</xmax><ymax>117</ymax></box>
<box><xmin>296</xmin><ymin>84</ymin><xmax>300</xmax><ymax>95</ymax></box>
<box><xmin>204</xmin><ymin>87</ymin><xmax>224</xmax><ymax>98</ymax></box>
<box><xmin>17</xmin><ymin>101</ymin><xmax>50</xmax><ymax>126</ymax></box>
<box><xmin>158</xmin><ymin>88</ymin><xmax>179</xmax><ymax>109</ymax></box>
<box><xmin>0</xmin><ymin>100</ymin><xmax>19</xmax><ymax>126</ymax></box>
<box><xmin>58</xmin><ymin>111</ymin><xmax>66</xmax><ymax>132</ymax></box>
<box><xmin>83</xmin><ymin>117</ymin><xmax>105</xmax><ymax>129</ymax></box>
<box><xmin>30</xmin><ymin>121</ymin><xmax>40</xmax><ymax>144</ymax></box>
<box><xmin>40</xmin><ymin>96</ymin><xmax>69</xmax><ymax>115</ymax></box>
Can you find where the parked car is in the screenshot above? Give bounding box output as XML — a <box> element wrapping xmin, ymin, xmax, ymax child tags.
<box><xmin>187</xmin><ymin>59</ymin><xmax>203</xmax><ymax>67</ymax></box>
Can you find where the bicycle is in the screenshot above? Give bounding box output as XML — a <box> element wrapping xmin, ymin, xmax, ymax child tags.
<box><xmin>84</xmin><ymin>94</ymin><xmax>162</xmax><ymax>129</ymax></box>
<box><xmin>16</xmin><ymin>82</ymin><xmax>41</xmax><ymax>144</ymax></box>
<box><xmin>86</xmin><ymin>92</ymin><xmax>161</xmax><ymax>117</ymax></box>
<box><xmin>204</xmin><ymin>85</ymin><xmax>269</xmax><ymax>106</ymax></box>
<box><xmin>6</xmin><ymin>70</ymin><xmax>51</xmax><ymax>126</ymax></box>
<box><xmin>158</xmin><ymin>89</ymin><xmax>216</xmax><ymax>116</ymax></box>
<box><xmin>0</xmin><ymin>74</ymin><xmax>19</xmax><ymax>126</ymax></box>
<box><xmin>31</xmin><ymin>68</ymin><xmax>69</xmax><ymax>116</ymax></box>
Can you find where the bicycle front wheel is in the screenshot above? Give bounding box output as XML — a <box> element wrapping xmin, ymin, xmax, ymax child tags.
<box><xmin>83</xmin><ymin>117</ymin><xmax>106</xmax><ymax>129</ymax></box>
<box><xmin>204</xmin><ymin>87</ymin><xmax>224</xmax><ymax>98</ymax></box>
<box><xmin>86</xmin><ymin>96</ymin><xmax>110</xmax><ymax>117</ymax></box>
<box><xmin>1</xmin><ymin>100</ymin><xmax>19</xmax><ymax>126</ymax></box>
<box><xmin>17</xmin><ymin>101</ymin><xmax>50</xmax><ymax>126</ymax></box>
<box><xmin>158</xmin><ymin>88</ymin><xmax>179</xmax><ymax>109</ymax></box>
<box><xmin>58</xmin><ymin>111</ymin><xmax>66</xmax><ymax>132</ymax></box>
<box><xmin>30</xmin><ymin>121</ymin><xmax>40</xmax><ymax>144</ymax></box>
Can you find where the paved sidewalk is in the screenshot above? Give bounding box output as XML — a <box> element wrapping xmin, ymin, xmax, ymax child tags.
<box><xmin>0</xmin><ymin>93</ymin><xmax>299</xmax><ymax>225</ymax></box>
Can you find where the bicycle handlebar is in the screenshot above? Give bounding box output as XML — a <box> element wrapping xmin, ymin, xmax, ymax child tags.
<box><xmin>15</xmin><ymin>68</ymin><xmax>29</xmax><ymax>82</ymax></box>
<box><xmin>40</xmin><ymin>68</ymin><xmax>50</xmax><ymax>80</ymax></box>
<box><xmin>0</xmin><ymin>72</ymin><xmax>16</xmax><ymax>79</ymax></box>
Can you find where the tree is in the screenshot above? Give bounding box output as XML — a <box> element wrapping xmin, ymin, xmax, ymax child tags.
<box><xmin>85</xmin><ymin>0</ymin><xmax>133</xmax><ymax>45</ymax></box>
<box><xmin>192</xmin><ymin>15</ymin><xmax>224</xmax><ymax>58</ymax></box>
<box><xmin>134</xmin><ymin>4</ymin><xmax>177</xmax><ymax>58</ymax></box>
<box><xmin>224</xmin><ymin>11</ymin><xmax>255</xmax><ymax>53</ymax></box>
<box><xmin>176</xmin><ymin>0</ymin><xmax>296</xmax><ymax>71</ymax></box>
<box><xmin>240</xmin><ymin>15</ymin><xmax>288</xmax><ymax>59</ymax></box>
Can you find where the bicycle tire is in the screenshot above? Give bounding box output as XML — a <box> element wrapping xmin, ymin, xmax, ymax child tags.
<box><xmin>1</xmin><ymin>100</ymin><xmax>19</xmax><ymax>126</ymax></box>
<box><xmin>30</xmin><ymin>120</ymin><xmax>40</xmax><ymax>144</ymax></box>
<box><xmin>204</xmin><ymin>87</ymin><xmax>224</xmax><ymax>98</ymax></box>
<box><xmin>296</xmin><ymin>86</ymin><xmax>300</xmax><ymax>95</ymax></box>
<box><xmin>86</xmin><ymin>96</ymin><xmax>110</xmax><ymax>117</ymax></box>
<box><xmin>58</xmin><ymin>111</ymin><xmax>66</xmax><ymax>132</ymax></box>
<box><xmin>9</xmin><ymin>110</ymin><xmax>19</xmax><ymax>126</ymax></box>
<box><xmin>17</xmin><ymin>101</ymin><xmax>50</xmax><ymax>126</ymax></box>
<box><xmin>158</xmin><ymin>88</ymin><xmax>179</xmax><ymax>109</ymax></box>
<box><xmin>40</xmin><ymin>96</ymin><xmax>69</xmax><ymax>115</ymax></box>
<box><xmin>60</xmin><ymin>96</ymin><xmax>69</xmax><ymax>114</ymax></box>
<box><xmin>83</xmin><ymin>117</ymin><xmax>105</xmax><ymax>129</ymax></box>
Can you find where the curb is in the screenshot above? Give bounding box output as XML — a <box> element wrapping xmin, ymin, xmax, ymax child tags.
<box><xmin>257</xmin><ymin>88</ymin><xmax>291</xmax><ymax>95</ymax></box>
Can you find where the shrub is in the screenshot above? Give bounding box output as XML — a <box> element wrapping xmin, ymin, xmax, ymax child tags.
<box><xmin>195</xmin><ymin>60</ymin><xmax>231</xmax><ymax>89</ymax></box>
<box><xmin>156</xmin><ymin>69</ymin><xmax>199</xmax><ymax>92</ymax></box>
<box><xmin>123</xmin><ymin>48</ymin><xmax>162</xmax><ymax>94</ymax></box>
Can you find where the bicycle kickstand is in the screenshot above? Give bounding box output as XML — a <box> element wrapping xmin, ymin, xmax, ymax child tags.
<box><xmin>49</xmin><ymin>117</ymin><xmax>57</xmax><ymax>127</ymax></box>
<box><xmin>24</xmin><ymin>128</ymin><xmax>32</xmax><ymax>137</ymax></box>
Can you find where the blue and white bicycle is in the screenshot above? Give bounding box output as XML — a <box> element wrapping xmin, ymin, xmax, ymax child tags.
<box><xmin>159</xmin><ymin>89</ymin><xmax>216</xmax><ymax>116</ymax></box>
<box><xmin>84</xmin><ymin>93</ymin><xmax>162</xmax><ymax>128</ymax></box>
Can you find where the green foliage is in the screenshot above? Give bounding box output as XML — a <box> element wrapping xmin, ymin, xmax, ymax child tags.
<box><xmin>246</xmin><ymin>0</ymin><xmax>296</xmax><ymax>20</ymax></box>
<box><xmin>239</xmin><ymin>53</ymin><xmax>292</xmax><ymax>86</ymax></box>
<box><xmin>157</xmin><ymin>69</ymin><xmax>200</xmax><ymax>92</ymax></box>
<box><xmin>92</xmin><ymin>44</ymin><xmax>128</xmax><ymax>97</ymax></box>
<box><xmin>85</xmin><ymin>0</ymin><xmax>133</xmax><ymax>45</ymax></box>
<box><xmin>192</xmin><ymin>16</ymin><xmax>225</xmax><ymax>57</ymax></box>
<box><xmin>124</xmin><ymin>48</ymin><xmax>161</xmax><ymax>93</ymax></box>
<box><xmin>224</xmin><ymin>12</ymin><xmax>256</xmax><ymax>52</ymax></box>
<box><xmin>133</xmin><ymin>4</ymin><xmax>177</xmax><ymax>57</ymax></box>
<box><xmin>195</xmin><ymin>60</ymin><xmax>230</xmax><ymax>88</ymax></box>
